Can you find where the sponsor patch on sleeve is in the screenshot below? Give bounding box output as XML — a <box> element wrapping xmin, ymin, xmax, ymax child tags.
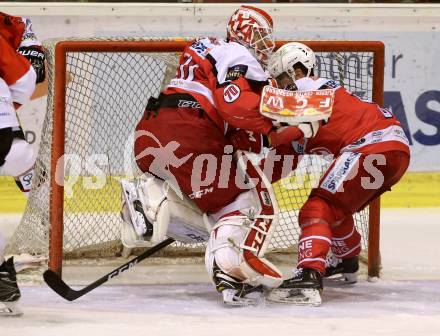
<box><xmin>223</xmin><ymin>83</ymin><xmax>241</xmax><ymax>103</ymax></box>
<box><xmin>320</xmin><ymin>152</ymin><xmax>361</xmax><ymax>194</ymax></box>
<box><xmin>189</xmin><ymin>39</ymin><xmax>210</xmax><ymax>59</ymax></box>
<box><xmin>225</xmin><ymin>64</ymin><xmax>248</xmax><ymax>81</ymax></box>
<box><xmin>321</xmin><ymin>80</ymin><xmax>340</xmax><ymax>89</ymax></box>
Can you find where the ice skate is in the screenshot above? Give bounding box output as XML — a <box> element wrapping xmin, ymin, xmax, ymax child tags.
<box><xmin>267</xmin><ymin>268</ymin><xmax>323</xmax><ymax>306</ymax></box>
<box><xmin>213</xmin><ymin>263</ymin><xmax>264</xmax><ymax>307</ymax></box>
<box><xmin>324</xmin><ymin>255</ymin><xmax>359</xmax><ymax>284</ymax></box>
<box><xmin>0</xmin><ymin>258</ymin><xmax>23</xmax><ymax>316</ymax></box>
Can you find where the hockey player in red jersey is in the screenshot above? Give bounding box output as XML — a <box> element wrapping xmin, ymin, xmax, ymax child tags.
<box><xmin>0</xmin><ymin>12</ymin><xmax>45</xmax><ymax>316</ymax></box>
<box><xmin>127</xmin><ymin>6</ymin><xmax>305</xmax><ymax>306</ymax></box>
<box><xmin>265</xmin><ymin>42</ymin><xmax>410</xmax><ymax>306</ymax></box>
<box><xmin>0</xmin><ymin>12</ymin><xmax>45</xmax><ymax>84</ymax></box>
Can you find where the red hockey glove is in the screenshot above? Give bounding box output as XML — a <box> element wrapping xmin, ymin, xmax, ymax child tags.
<box><xmin>268</xmin><ymin>126</ymin><xmax>303</xmax><ymax>148</ymax></box>
<box><xmin>227</xmin><ymin>128</ymin><xmax>262</xmax><ymax>153</ymax></box>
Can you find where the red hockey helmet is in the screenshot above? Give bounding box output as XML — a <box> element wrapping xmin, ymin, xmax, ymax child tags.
<box><xmin>227</xmin><ymin>6</ymin><xmax>275</xmax><ymax>67</ymax></box>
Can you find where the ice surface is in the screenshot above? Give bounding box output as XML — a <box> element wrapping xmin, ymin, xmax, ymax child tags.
<box><xmin>2</xmin><ymin>281</ymin><xmax>440</xmax><ymax>336</ymax></box>
<box><xmin>1</xmin><ymin>209</ymin><xmax>440</xmax><ymax>335</ymax></box>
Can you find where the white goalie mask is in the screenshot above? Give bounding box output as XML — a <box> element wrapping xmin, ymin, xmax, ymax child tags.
<box><xmin>227</xmin><ymin>6</ymin><xmax>275</xmax><ymax>67</ymax></box>
<box><xmin>268</xmin><ymin>42</ymin><xmax>316</xmax><ymax>81</ymax></box>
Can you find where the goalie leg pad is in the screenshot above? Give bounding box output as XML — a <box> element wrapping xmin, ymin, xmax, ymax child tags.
<box><xmin>205</xmin><ymin>188</ymin><xmax>283</xmax><ymax>289</ymax></box>
<box><xmin>206</xmin><ymin>152</ymin><xmax>284</xmax><ymax>290</ymax></box>
<box><xmin>120</xmin><ymin>177</ymin><xmax>209</xmax><ymax>248</ymax></box>
<box><xmin>205</xmin><ymin>213</ymin><xmax>283</xmax><ymax>289</ymax></box>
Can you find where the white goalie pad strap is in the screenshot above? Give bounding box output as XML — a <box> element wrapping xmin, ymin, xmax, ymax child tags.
<box><xmin>120</xmin><ymin>177</ymin><xmax>208</xmax><ymax>248</ymax></box>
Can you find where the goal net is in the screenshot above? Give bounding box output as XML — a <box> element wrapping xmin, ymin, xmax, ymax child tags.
<box><xmin>6</xmin><ymin>38</ymin><xmax>384</xmax><ymax>277</ymax></box>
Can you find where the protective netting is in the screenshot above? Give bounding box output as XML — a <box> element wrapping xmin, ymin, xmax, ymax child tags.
<box><xmin>6</xmin><ymin>38</ymin><xmax>375</xmax><ymax>261</ymax></box>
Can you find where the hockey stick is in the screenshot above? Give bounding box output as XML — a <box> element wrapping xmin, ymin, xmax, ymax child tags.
<box><xmin>43</xmin><ymin>237</ymin><xmax>175</xmax><ymax>301</ymax></box>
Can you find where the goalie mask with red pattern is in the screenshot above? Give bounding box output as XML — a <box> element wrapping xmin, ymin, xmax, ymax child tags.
<box><xmin>227</xmin><ymin>6</ymin><xmax>275</xmax><ymax>67</ymax></box>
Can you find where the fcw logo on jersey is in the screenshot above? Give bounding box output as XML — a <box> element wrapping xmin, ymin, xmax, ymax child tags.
<box><xmin>266</xmin><ymin>95</ymin><xmax>284</xmax><ymax>109</ymax></box>
<box><xmin>223</xmin><ymin>84</ymin><xmax>241</xmax><ymax>103</ymax></box>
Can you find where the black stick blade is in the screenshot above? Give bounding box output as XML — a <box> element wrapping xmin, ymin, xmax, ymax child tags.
<box><xmin>43</xmin><ymin>238</ymin><xmax>175</xmax><ymax>301</ymax></box>
<box><xmin>43</xmin><ymin>270</ymin><xmax>82</xmax><ymax>301</ymax></box>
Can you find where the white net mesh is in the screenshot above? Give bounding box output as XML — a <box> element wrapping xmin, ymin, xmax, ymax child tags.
<box><xmin>6</xmin><ymin>38</ymin><xmax>376</xmax><ymax>261</ymax></box>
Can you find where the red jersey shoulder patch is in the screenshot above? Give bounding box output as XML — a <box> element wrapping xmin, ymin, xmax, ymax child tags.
<box><xmin>223</xmin><ymin>83</ymin><xmax>241</xmax><ymax>103</ymax></box>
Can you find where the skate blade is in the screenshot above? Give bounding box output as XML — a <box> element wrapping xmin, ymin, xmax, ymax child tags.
<box><xmin>267</xmin><ymin>288</ymin><xmax>322</xmax><ymax>306</ymax></box>
<box><xmin>222</xmin><ymin>289</ymin><xmax>265</xmax><ymax>307</ymax></box>
<box><xmin>324</xmin><ymin>272</ymin><xmax>357</xmax><ymax>286</ymax></box>
<box><xmin>0</xmin><ymin>301</ymin><xmax>23</xmax><ymax>317</ymax></box>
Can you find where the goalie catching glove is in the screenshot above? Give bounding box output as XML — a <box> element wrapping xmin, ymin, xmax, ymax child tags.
<box><xmin>18</xmin><ymin>45</ymin><xmax>46</xmax><ymax>83</ymax></box>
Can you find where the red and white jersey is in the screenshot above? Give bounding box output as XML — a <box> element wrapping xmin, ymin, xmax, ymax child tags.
<box><xmin>0</xmin><ymin>12</ymin><xmax>38</xmax><ymax>103</ymax></box>
<box><xmin>0</xmin><ymin>13</ymin><xmax>38</xmax><ymax>128</ymax></box>
<box><xmin>164</xmin><ymin>38</ymin><xmax>273</xmax><ymax>135</ymax></box>
<box><xmin>0</xmin><ymin>12</ymin><xmax>41</xmax><ymax>49</ymax></box>
<box><xmin>291</xmin><ymin>77</ymin><xmax>410</xmax><ymax>156</ymax></box>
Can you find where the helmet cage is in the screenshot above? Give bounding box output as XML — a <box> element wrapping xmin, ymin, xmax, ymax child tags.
<box><xmin>248</xmin><ymin>25</ymin><xmax>275</xmax><ymax>66</ymax></box>
<box><xmin>227</xmin><ymin>6</ymin><xmax>275</xmax><ymax>66</ymax></box>
<box><xmin>268</xmin><ymin>42</ymin><xmax>316</xmax><ymax>82</ymax></box>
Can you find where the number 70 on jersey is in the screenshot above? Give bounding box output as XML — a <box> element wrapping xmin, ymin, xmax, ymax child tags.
<box><xmin>259</xmin><ymin>85</ymin><xmax>335</xmax><ymax>125</ymax></box>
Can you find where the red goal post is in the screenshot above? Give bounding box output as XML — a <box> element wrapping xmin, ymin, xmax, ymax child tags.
<box><xmin>8</xmin><ymin>38</ymin><xmax>384</xmax><ymax>279</ymax></box>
